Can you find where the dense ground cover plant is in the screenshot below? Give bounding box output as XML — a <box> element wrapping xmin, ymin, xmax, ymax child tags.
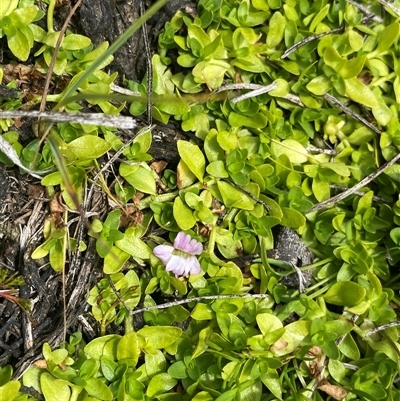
<box><xmin>2</xmin><ymin>0</ymin><xmax>400</xmax><ymax>400</ymax></box>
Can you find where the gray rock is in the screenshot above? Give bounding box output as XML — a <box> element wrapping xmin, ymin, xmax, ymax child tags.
<box><xmin>268</xmin><ymin>226</ymin><xmax>314</xmax><ymax>290</ymax></box>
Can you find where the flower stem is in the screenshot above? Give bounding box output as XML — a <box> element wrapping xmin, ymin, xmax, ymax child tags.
<box><xmin>207</xmin><ymin>226</ymin><xmax>225</xmax><ymax>266</ymax></box>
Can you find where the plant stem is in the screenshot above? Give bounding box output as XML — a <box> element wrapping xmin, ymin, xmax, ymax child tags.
<box><xmin>100</xmin><ymin>299</ymin><xmax>120</xmax><ymax>336</ymax></box>
<box><xmin>259</xmin><ymin>236</ymin><xmax>274</xmax><ymax>294</ymax></box>
<box><xmin>138</xmin><ymin>182</ymin><xmax>203</xmax><ymax>210</ymax></box>
<box><xmin>124</xmin><ymin>314</ymin><xmax>134</xmax><ymax>333</ymax></box>
<box><xmin>47</xmin><ymin>0</ymin><xmax>56</xmax><ymax>32</ymax></box>
<box><xmin>207</xmin><ymin>226</ymin><xmax>225</xmax><ymax>266</ymax></box>
<box><xmin>299</xmin><ymin>257</ymin><xmax>334</xmax><ymax>271</ymax></box>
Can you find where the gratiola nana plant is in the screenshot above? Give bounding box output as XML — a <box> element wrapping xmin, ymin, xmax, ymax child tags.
<box><xmin>2</xmin><ymin>0</ymin><xmax>400</xmax><ymax>400</ymax></box>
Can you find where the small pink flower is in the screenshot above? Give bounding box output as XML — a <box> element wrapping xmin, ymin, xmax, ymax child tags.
<box><xmin>153</xmin><ymin>232</ymin><xmax>203</xmax><ymax>277</ymax></box>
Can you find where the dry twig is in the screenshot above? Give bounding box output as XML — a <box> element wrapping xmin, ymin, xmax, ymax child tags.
<box><xmin>310</xmin><ymin>152</ymin><xmax>400</xmax><ymax>212</ymax></box>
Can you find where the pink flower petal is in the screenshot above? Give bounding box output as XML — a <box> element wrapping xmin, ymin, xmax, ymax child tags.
<box><xmin>165</xmin><ymin>254</ymin><xmax>202</xmax><ymax>277</ymax></box>
<box><xmin>173</xmin><ymin>232</ymin><xmax>191</xmax><ymax>251</ymax></box>
<box><xmin>186</xmin><ymin>238</ymin><xmax>203</xmax><ymax>255</ymax></box>
<box><xmin>166</xmin><ymin>254</ymin><xmax>186</xmax><ymax>276</ymax></box>
<box><xmin>186</xmin><ymin>256</ymin><xmax>202</xmax><ymax>275</ymax></box>
<box><xmin>153</xmin><ymin>244</ymin><xmax>174</xmax><ymax>266</ymax></box>
<box><xmin>174</xmin><ymin>232</ymin><xmax>203</xmax><ymax>255</ymax></box>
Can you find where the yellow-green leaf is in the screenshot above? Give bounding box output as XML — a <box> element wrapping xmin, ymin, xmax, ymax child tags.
<box><xmin>67</xmin><ymin>136</ymin><xmax>111</xmax><ymax>160</ymax></box>
<box><xmin>173</xmin><ymin>197</ymin><xmax>196</xmax><ymax>230</ymax></box>
<box><xmin>117</xmin><ymin>331</ymin><xmax>139</xmax><ymax>367</ymax></box>
<box><xmin>344</xmin><ymin>78</ymin><xmax>378</xmax><ymax>108</ymax></box>
<box><xmin>177</xmin><ymin>140</ymin><xmax>205</xmax><ymax>182</ymax></box>
<box><xmin>324</xmin><ymin>282</ymin><xmax>366</xmax><ymax>306</ymax></box>
<box><xmin>267</xmin><ymin>12</ymin><xmax>286</xmax><ymax>48</ymax></box>
<box><xmin>119</xmin><ymin>164</ymin><xmax>156</xmax><ymax>195</ymax></box>
<box><xmin>271</xmin><ymin>139</ymin><xmax>309</xmax><ymax>164</ymax></box>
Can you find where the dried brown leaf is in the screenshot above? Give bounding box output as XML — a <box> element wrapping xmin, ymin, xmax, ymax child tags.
<box><xmin>318</xmin><ymin>379</ymin><xmax>348</xmax><ymax>400</ymax></box>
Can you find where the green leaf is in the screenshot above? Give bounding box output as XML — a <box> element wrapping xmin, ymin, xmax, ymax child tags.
<box><xmin>269</xmin><ymin>79</ymin><xmax>290</xmax><ymax>97</ymax></box>
<box><xmin>271</xmin><ymin>320</ymin><xmax>310</xmax><ymax>356</ymax></box>
<box><xmin>267</xmin><ymin>11</ymin><xmax>285</xmax><ymax>48</ymax></box>
<box><xmin>348</xmin><ymin>27</ymin><xmax>364</xmax><ymax>49</ymax></box>
<box><xmin>177</xmin><ymin>140</ymin><xmax>205</xmax><ymax>182</ymax></box>
<box><xmin>192</xmin><ymin>59</ymin><xmax>230</xmax><ymax>89</ymax></box>
<box><xmin>261</xmin><ymin>369</ymin><xmax>282</xmax><ymax>400</ymax></box>
<box><xmin>62</xmin><ymin>34</ymin><xmax>91</xmax><ymax>50</ymax></box>
<box><xmin>119</xmin><ymin>164</ymin><xmax>156</xmax><ymax>195</ymax></box>
<box><xmin>0</xmin><ymin>381</ymin><xmax>20</xmax><ymax>401</ymax></box>
<box><xmin>84</xmin><ymin>335</ymin><xmax>121</xmax><ymax>360</ymax></box>
<box><xmin>204</xmin><ymin>128</ymin><xmax>224</xmax><ymax>162</ymax></box>
<box><xmin>156</xmin><ymin>97</ymin><xmax>191</xmax><ymax>116</ymax></box>
<box><xmin>206</xmin><ymin>160</ymin><xmax>229</xmax><ymax>178</ymax></box>
<box><xmin>49</xmin><ymin>240</ymin><xmax>64</xmax><ymax>272</ymax></box>
<box><xmin>376</xmin><ymin>23</ymin><xmax>400</xmax><ymax>54</ymax></box>
<box><xmin>115</xmin><ymin>232</ymin><xmax>152</xmax><ymax>260</ymax></box>
<box><xmin>66</xmin><ymin>136</ymin><xmax>111</xmax><ymax>160</ymax></box>
<box><xmin>384</xmin><ymin>164</ymin><xmax>400</xmax><ymax>182</ymax></box>
<box><xmin>0</xmin><ymin>366</ymin><xmax>12</xmax><ymax>387</ymax></box>
<box><xmin>188</xmin><ymin>24</ymin><xmax>210</xmax><ymax>47</ymax></box>
<box><xmin>168</xmin><ymin>361</ymin><xmax>188</xmax><ymax>379</ymax></box>
<box><xmin>311</xmin><ymin>177</ymin><xmax>330</xmax><ymax>203</ymax></box>
<box><xmin>348</xmin><ymin>126</ymin><xmax>375</xmax><ymax>145</ymax></box>
<box><xmin>7</xmin><ymin>29</ymin><xmax>31</xmax><ymax>61</ymax></box>
<box><xmin>228</xmin><ymin>111</ymin><xmax>267</xmax><ymax>128</ymax></box>
<box><xmin>321</xmin><ymin>162</ymin><xmax>350</xmax><ymax>177</ymax></box>
<box><xmin>84</xmin><ymin>378</ymin><xmax>113</xmax><ymax>400</ymax></box>
<box><xmin>253</xmin><ymin>0</ymin><xmax>269</xmax><ymax>10</ymax></box>
<box><xmin>103</xmin><ymin>246</ymin><xmax>130</xmax><ymax>274</ymax></box>
<box><xmin>79</xmin><ymin>358</ymin><xmax>100</xmax><ymax>380</ymax></box>
<box><xmin>173</xmin><ymin>197</ymin><xmax>196</xmax><ymax>230</ymax></box>
<box><xmin>177</xmin><ymin>159</ymin><xmax>197</xmax><ymax>188</ymax></box>
<box><xmin>372</xmin><ymin>94</ymin><xmax>392</xmax><ymax>126</ymax></box>
<box><xmin>281</xmin><ymin>207</ymin><xmax>305</xmax><ymax>228</ymax></box>
<box><xmin>10</xmin><ymin>6</ymin><xmax>38</xmax><ymax>27</ymax></box>
<box><xmin>215</xmin><ymin>388</ymin><xmax>238</xmax><ymax>401</ymax></box>
<box><xmin>217</xmin><ymin>180</ymin><xmax>254</xmax><ymax>210</ymax></box>
<box><xmin>137</xmin><ymin>326</ymin><xmax>182</xmax><ymax>349</ymax></box>
<box><xmin>271</xmin><ymin>139</ymin><xmax>308</xmax><ymax>164</ymax></box>
<box><xmin>117</xmin><ymin>331</ymin><xmax>139</xmax><ymax>367</ymax></box>
<box><xmin>178</xmin><ymin>53</ymin><xmax>198</xmax><ymax>67</ymax></box>
<box><xmin>191</xmin><ymin>303</ymin><xmax>214</xmax><ymax>320</ymax></box>
<box><xmin>203</xmin><ymin>35</ymin><xmax>223</xmax><ymax>59</ymax></box>
<box><xmin>100</xmin><ymin>357</ymin><xmax>117</xmax><ymax>381</ymax></box>
<box><xmin>339</xmin><ymin>55</ymin><xmax>366</xmax><ymax>79</ymax></box>
<box><xmin>146</xmin><ymin>373</ymin><xmax>178</xmax><ymax>397</ymax></box>
<box><xmin>40</xmin><ymin>373</ymin><xmax>71</xmax><ymax>401</ymax></box>
<box><xmin>344</xmin><ymin>77</ymin><xmax>378</xmax><ymax>108</ymax></box>
<box><xmin>103</xmin><ymin>209</ymin><xmax>121</xmax><ymax>230</ymax></box>
<box><xmin>0</xmin><ymin>0</ymin><xmax>18</xmax><ymax>19</ymax></box>
<box><xmin>310</xmin><ymin>4</ymin><xmax>329</xmax><ymax>32</ymax></box>
<box><xmin>328</xmin><ymin>359</ymin><xmax>346</xmax><ymax>384</ymax></box>
<box><xmin>390</xmin><ymin>227</ymin><xmax>400</xmax><ymax>245</ymax></box>
<box><xmin>324</xmin><ymin>46</ymin><xmax>345</xmax><ymax>71</ymax></box>
<box><xmin>338</xmin><ymin>333</ymin><xmax>360</xmax><ymax>360</ymax></box>
<box><xmin>324</xmin><ymin>282</ymin><xmax>366</xmax><ymax>306</ymax></box>
<box><xmin>256</xmin><ymin>313</ymin><xmax>283</xmax><ymax>335</ymax></box>
<box><xmin>306</xmin><ymin>76</ymin><xmax>332</xmax><ymax>95</ymax></box>
<box><xmin>145</xmin><ymin>350</ymin><xmax>167</xmax><ymax>377</ymax></box>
